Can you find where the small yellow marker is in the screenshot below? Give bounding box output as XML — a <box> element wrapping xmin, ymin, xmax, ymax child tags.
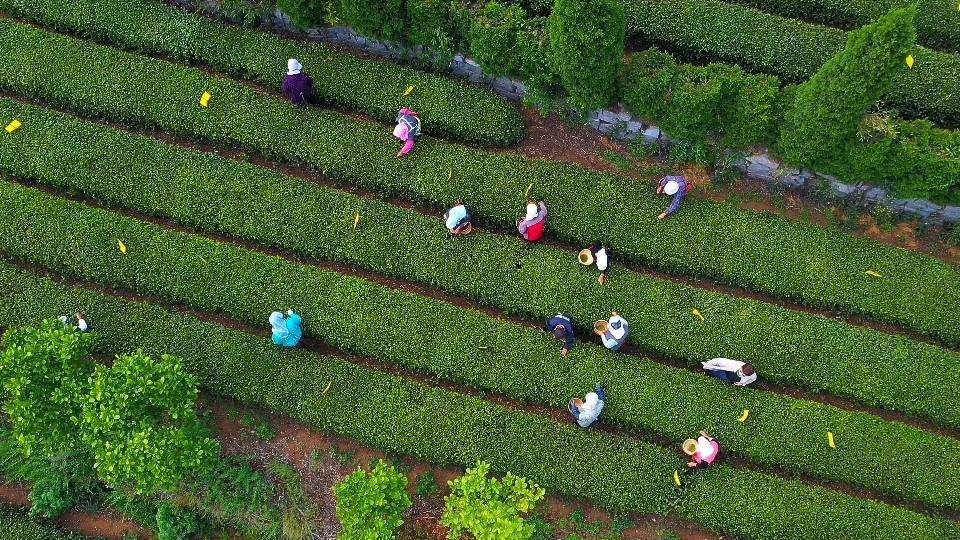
<box><xmin>737</xmin><ymin>409</ymin><xmax>750</xmax><ymax>422</ymax></box>
<box><xmin>403</xmin><ymin>85</ymin><xmax>414</xmax><ymax>96</ymax></box>
<box><xmin>673</xmin><ymin>470</ymin><xmax>681</xmax><ymax>486</ymax></box>
<box><xmin>692</xmin><ymin>308</ymin><xmax>705</xmax><ymax>322</ymax></box>
<box><xmin>827</xmin><ymin>431</ymin><xmax>836</xmax><ymax>449</ymax></box>
<box><xmin>865</xmin><ymin>270</ymin><xmax>883</xmax><ymax>278</ymax></box>
<box><xmin>524</xmin><ymin>183</ymin><xmax>533</xmax><ymax>199</ymax></box>
<box><xmin>322</xmin><ymin>380</ymin><xmax>332</xmax><ymax>395</ymax></box>
<box><xmin>117</xmin><ymin>239</ymin><xmax>127</xmax><ymax>254</ymax></box>
<box><xmin>199</xmin><ymin>91</ymin><xmax>212</xmax><ymax>107</ymax></box>
<box><xmin>905</xmin><ymin>55</ymin><xmax>915</xmax><ymax>69</ymax></box>
<box><xmin>353</xmin><ymin>212</ymin><xmax>360</xmax><ymax>229</ymax></box>
<box><xmin>4</xmin><ymin>119</ymin><xmax>21</xmax><ymax>133</ymax></box>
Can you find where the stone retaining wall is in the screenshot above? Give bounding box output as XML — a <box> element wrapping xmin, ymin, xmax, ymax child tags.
<box><xmin>183</xmin><ymin>1</ymin><xmax>960</xmax><ymax>224</ymax></box>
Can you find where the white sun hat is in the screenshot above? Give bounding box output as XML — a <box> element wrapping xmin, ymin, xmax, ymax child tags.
<box><xmin>287</xmin><ymin>58</ymin><xmax>303</xmax><ymax>75</ymax></box>
<box><xmin>664</xmin><ymin>180</ymin><xmax>680</xmax><ymax>196</ymax></box>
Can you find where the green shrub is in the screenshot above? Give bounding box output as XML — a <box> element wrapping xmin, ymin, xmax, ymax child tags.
<box><xmin>0</xmin><ymin>505</ymin><xmax>83</xmax><ymax>539</ymax></box>
<box><xmin>336</xmin><ymin>0</ymin><xmax>405</xmax><ymax>41</ymax></box>
<box><xmin>469</xmin><ymin>2</ymin><xmax>527</xmax><ymax>77</ymax></box>
<box><xmin>156</xmin><ymin>501</ymin><xmax>202</xmax><ymax>540</ymax></box>
<box><xmin>335</xmin><ymin>460</ymin><xmax>412</xmax><ymax>539</ymax></box>
<box><xmin>5</xmin><ymin>177</ymin><xmax>960</xmax><ymax>513</ymax></box>
<box><xmin>80</xmin><ymin>351</ymin><xmax>220</xmax><ymax>494</ymax></box>
<box><xmin>779</xmin><ymin>8</ymin><xmax>917</xmax><ymax>168</ymax></box>
<box><xmin>275</xmin><ymin>0</ymin><xmax>327</xmax><ymax>27</ymax></box>
<box><xmin>4</xmin><ymin>262</ymin><xmax>960</xmax><ymax>540</ymax></box>
<box><xmin>0</xmin><ymin>0</ymin><xmax>524</xmax><ymax>146</ymax></box>
<box><xmin>406</xmin><ymin>0</ymin><xmax>453</xmax><ymax>47</ymax></box>
<box><xmin>441</xmin><ymin>461</ymin><xmax>545</xmax><ymax>540</ymax></box>
<box><xmin>548</xmin><ymin>0</ymin><xmax>625</xmax><ymax>110</ymax></box>
<box><xmin>621</xmin><ymin>0</ymin><xmax>960</xmax><ymax>126</ymax></box>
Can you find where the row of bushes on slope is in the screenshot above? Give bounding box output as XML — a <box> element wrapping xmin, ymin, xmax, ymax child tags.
<box><xmin>721</xmin><ymin>0</ymin><xmax>960</xmax><ymax>54</ymax></box>
<box><xmin>3</xmin><ymin>179</ymin><xmax>960</xmax><ymax>511</ymax></box>
<box><xmin>0</xmin><ymin>0</ymin><xmax>523</xmax><ymax>146</ymax></box>
<box><xmin>0</xmin><ymin>64</ymin><xmax>955</xmax><ymax>436</ymax></box>
<box><xmin>3</xmin><ymin>262</ymin><xmax>959</xmax><ymax>540</ymax></box>
<box><xmin>0</xmin><ymin>32</ymin><xmax>956</xmax><ymax>348</ymax></box>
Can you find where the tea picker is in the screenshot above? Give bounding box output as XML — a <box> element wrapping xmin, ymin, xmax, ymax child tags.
<box><xmin>657</xmin><ymin>174</ymin><xmax>691</xmax><ymax>220</ymax></box>
<box><xmin>568</xmin><ymin>383</ymin><xmax>607</xmax><ymax>428</ymax></box>
<box><xmin>578</xmin><ymin>242</ymin><xmax>609</xmax><ymax>284</ymax></box>
<box><xmin>517</xmin><ymin>200</ymin><xmax>548</xmax><ymax>242</ymax></box>
<box><xmin>394</xmin><ymin>107</ymin><xmax>422</xmax><ymax>157</ymax></box>
<box><xmin>282</xmin><ymin>58</ymin><xmax>317</xmax><ymax>105</ymax></box>
<box><xmin>593</xmin><ymin>311</ymin><xmax>629</xmax><ymax>351</ymax></box>
<box><xmin>701</xmin><ymin>358</ymin><xmax>757</xmax><ymax>386</ymax></box>
<box><xmin>269</xmin><ymin>309</ymin><xmax>303</xmax><ymax>348</ymax></box>
<box><xmin>545</xmin><ymin>312</ymin><xmax>575</xmax><ymax>357</ymax></box>
<box><xmin>683</xmin><ymin>431</ymin><xmax>720</xmax><ymax>468</ymax></box>
<box><xmin>443</xmin><ymin>200</ymin><xmax>473</xmax><ymax>236</ymax></box>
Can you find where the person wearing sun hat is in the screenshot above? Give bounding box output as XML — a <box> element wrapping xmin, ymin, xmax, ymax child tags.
<box><xmin>443</xmin><ymin>199</ymin><xmax>473</xmax><ymax>235</ymax></box>
<box><xmin>394</xmin><ymin>107</ymin><xmax>422</xmax><ymax>157</ymax></box>
<box><xmin>593</xmin><ymin>311</ymin><xmax>629</xmax><ymax>351</ymax></box>
<box><xmin>568</xmin><ymin>383</ymin><xmax>607</xmax><ymax>428</ymax></box>
<box><xmin>578</xmin><ymin>241</ymin><xmax>609</xmax><ymax>284</ymax></box>
<box><xmin>683</xmin><ymin>430</ymin><xmax>720</xmax><ymax>468</ymax></box>
<box><xmin>517</xmin><ymin>200</ymin><xmax>548</xmax><ymax>242</ymax></box>
<box><xmin>657</xmin><ymin>174</ymin><xmax>691</xmax><ymax>220</ymax></box>
<box><xmin>281</xmin><ymin>58</ymin><xmax>316</xmax><ymax>105</ymax></box>
<box><xmin>269</xmin><ymin>309</ymin><xmax>303</xmax><ymax>348</ymax></box>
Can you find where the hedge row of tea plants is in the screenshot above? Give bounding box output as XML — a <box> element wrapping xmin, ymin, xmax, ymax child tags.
<box><xmin>0</xmin><ymin>0</ymin><xmax>524</xmax><ymax>146</ymax></box>
<box><xmin>0</xmin><ymin>86</ymin><xmax>957</xmax><ymax>432</ymax></box>
<box><xmin>722</xmin><ymin>0</ymin><xmax>960</xmax><ymax>53</ymax></box>
<box><xmin>0</xmin><ymin>31</ymin><xmax>956</xmax><ymax>347</ymax></box>
<box><xmin>621</xmin><ymin>0</ymin><xmax>960</xmax><ymax>127</ymax></box>
<box><xmin>3</xmin><ymin>263</ymin><xmax>960</xmax><ymax>540</ymax></box>
<box><xmin>0</xmin><ymin>505</ymin><xmax>82</xmax><ymax>540</ymax></box>
<box><xmin>3</xmin><ymin>180</ymin><xmax>960</xmax><ymax>511</ymax></box>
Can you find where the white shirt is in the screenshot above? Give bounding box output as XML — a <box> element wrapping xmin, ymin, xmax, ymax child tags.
<box><xmin>76</xmin><ymin>317</ymin><xmax>89</xmax><ymax>332</ymax></box>
<box><xmin>701</xmin><ymin>357</ymin><xmax>757</xmax><ymax>386</ymax></box>
<box><xmin>595</xmin><ymin>248</ymin><xmax>608</xmax><ymax>272</ymax></box>
<box><xmin>599</xmin><ymin>316</ymin><xmax>629</xmax><ymax>349</ymax></box>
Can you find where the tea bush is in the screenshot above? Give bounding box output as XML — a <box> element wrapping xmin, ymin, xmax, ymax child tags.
<box><xmin>441</xmin><ymin>461</ymin><xmax>545</xmax><ymax>540</ymax></box>
<box><xmin>548</xmin><ymin>0</ymin><xmax>625</xmax><ymax>110</ymax></box>
<box><xmin>335</xmin><ymin>460</ymin><xmax>412</xmax><ymax>539</ymax></box>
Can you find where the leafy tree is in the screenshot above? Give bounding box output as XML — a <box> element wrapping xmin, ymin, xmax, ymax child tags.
<box><xmin>0</xmin><ymin>320</ymin><xmax>94</xmax><ymax>459</ymax></box>
<box><xmin>778</xmin><ymin>7</ymin><xmax>917</xmax><ymax>167</ymax></box>
<box><xmin>548</xmin><ymin>0</ymin><xmax>625</xmax><ymax>111</ymax></box>
<box><xmin>441</xmin><ymin>461</ymin><xmax>545</xmax><ymax>540</ymax></box>
<box><xmin>334</xmin><ymin>459</ymin><xmax>412</xmax><ymax>540</ymax></box>
<box><xmin>470</xmin><ymin>2</ymin><xmax>528</xmax><ymax>77</ymax></box>
<box><xmin>80</xmin><ymin>351</ymin><xmax>219</xmax><ymax>494</ymax></box>
<box><xmin>336</xmin><ymin>0</ymin><xmax>406</xmax><ymax>41</ymax></box>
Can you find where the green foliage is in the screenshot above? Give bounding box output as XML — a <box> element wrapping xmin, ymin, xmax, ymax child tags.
<box><xmin>335</xmin><ymin>460</ymin><xmax>412</xmax><ymax>540</ymax></box>
<box><xmin>0</xmin><ymin>320</ymin><xmax>93</xmax><ymax>459</ymax></box>
<box><xmin>189</xmin><ymin>457</ymin><xmax>281</xmax><ymax>537</ymax></box>
<box><xmin>620</xmin><ymin>49</ymin><xmax>779</xmax><ymax>146</ymax></box>
<box><xmin>441</xmin><ymin>461</ymin><xmax>545</xmax><ymax>540</ymax></box>
<box><xmin>216</xmin><ymin>0</ymin><xmax>274</xmax><ymax>27</ymax></box>
<box><xmin>779</xmin><ymin>8</ymin><xmax>918</xmax><ymax>167</ymax></box>
<box><xmin>722</xmin><ymin>0</ymin><xmax>960</xmax><ymax>53</ymax></box>
<box><xmin>4</xmin><ymin>264</ymin><xmax>960</xmax><ymax>540</ymax></box>
<box><xmin>548</xmin><ymin>0</ymin><xmax>625</xmax><ymax>110</ymax></box>
<box><xmin>406</xmin><ymin>0</ymin><xmax>452</xmax><ymax>47</ymax></box>
<box><xmin>275</xmin><ymin>0</ymin><xmax>327</xmax><ymax>27</ymax></box>
<box><xmin>0</xmin><ymin>0</ymin><xmax>523</xmax><ymax>146</ymax></box>
<box><xmin>156</xmin><ymin>501</ymin><xmax>202</xmax><ymax>540</ymax></box>
<box><xmin>336</xmin><ymin>0</ymin><xmax>405</xmax><ymax>41</ymax></box>
<box><xmin>0</xmin><ymin>504</ymin><xmax>84</xmax><ymax>540</ymax></box>
<box><xmin>2</xmin><ymin>91</ymin><xmax>960</xmax><ymax>510</ymax></box>
<box><xmin>469</xmin><ymin>2</ymin><xmax>527</xmax><ymax>77</ymax></box>
<box><xmin>415</xmin><ymin>471</ymin><xmax>439</xmax><ymax>497</ymax></box>
<box><xmin>620</xmin><ymin>0</ymin><xmax>960</xmax><ymax>126</ymax></box>
<box><xmin>80</xmin><ymin>351</ymin><xmax>220</xmax><ymax>494</ymax></box>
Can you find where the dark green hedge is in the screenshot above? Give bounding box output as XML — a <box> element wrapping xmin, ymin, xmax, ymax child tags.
<box><xmin>4</xmin><ymin>179</ymin><xmax>960</xmax><ymax>512</ymax></box>
<box><xmin>3</xmin><ymin>233</ymin><xmax>959</xmax><ymax>540</ymax></box>
<box><xmin>622</xmin><ymin>0</ymin><xmax>960</xmax><ymax>127</ymax></box>
<box><xmin>0</xmin><ymin>22</ymin><xmax>957</xmax><ymax>347</ymax></box>
<box><xmin>0</xmin><ymin>505</ymin><xmax>84</xmax><ymax>540</ymax></box>
<box><xmin>722</xmin><ymin>0</ymin><xmax>960</xmax><ymax>54</ymax></box>
<box><xmin>0</xmin><ymin>0</ymin><xmax>524</xmax><ymax>147</ymax></box>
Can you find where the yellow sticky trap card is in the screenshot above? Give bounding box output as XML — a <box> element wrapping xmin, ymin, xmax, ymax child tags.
<box><xmin>322</xmin><ymin>380</ymin><xmax>332</xmax><ymax>395</ymax></box>
<box><xmin>403</xmin><ymin>85</ymin><xmax>414</xmax><ymax>96</ymax></box>
<box><xmin>199</xmin><ymin>91</ymin><xmax>212</xmax><ymax>107</ymax></box>
<box><xmin>692</xmin><ymin>308</ymin><xmax>705</xmax><ymax>322</ymax></box>
<box><xmin>827</xmin><ymin>431</ymin><xmax>836</xmax><ymax>448</ymax></box>
<box><xmin>117</xmin><ymin>239</ymin><xmax>127</xmax><ymax>254</ymax></box>
<box><xmin>673</xmin><ymin>470</ymin><xmax>681</xmax><ymax>486</ymax></box>
<box><xmin>4</xmin><ymin>119</ymin><xmax>21</xmax><ymax>133</ymax></box>
<box><xmin>524</xmin><ymin>183</ymin><xmax>533</xmax><ymax>199</ymax></box>
<box><xmin>905</xmin><ymin>55</ymin><xmax>915</xmax><ymax>69</ymax></box>
<box><xmin>353</xmin><ymin>213</ymin><xmax>360</xmax><ymax>229</ymax></box>
<box><xmin>865</xmin><ymin>270</ymin><xmax>882</xmax><ymax>278</ymax></box>
<box><xmin>737</xmin><ymin>409</ymin><xmax>750</xmax><ymax>422</ymax></box>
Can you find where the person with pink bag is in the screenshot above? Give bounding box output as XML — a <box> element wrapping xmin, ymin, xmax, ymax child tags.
<box><xmin>683</xmin><ymin>431</ymin><xmax>721</xmax><ymax>468</ymax></box>
<box><xmin>393</xmin><ymin>108</ymin><xmax>422</xmax><ymax>157</ymax></box>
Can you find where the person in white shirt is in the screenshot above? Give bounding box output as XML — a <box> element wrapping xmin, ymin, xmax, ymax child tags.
<box><xmin>568</xmin><ymin>383</ymin><xmax>607</xmax><ymax>428</ymax></box>
<box><xmin>58</xmin><ymin>312</ymin><xmax>90</xmax><ymax>332</ymax></box>
<box><xmin>701</xmin><ymin>358</ymin><xmax>757</xmax><ymax>386</ymax></box>
<box><xmin>594</xmin><ymin>312</ymin><xmax>629</xmax><ymax>351</ymax></box>
<box><xmin>578</xmin><ymin>242</ymin><xmax>609</xmax><ymax>284</ymax></box>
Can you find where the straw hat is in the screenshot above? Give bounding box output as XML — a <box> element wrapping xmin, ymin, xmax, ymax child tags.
<box><xmin>578</xmin><ymin>249</ymin><xmax>594</xmax><ymax>265</ymax></box>
<box><xmin>460</xmin><ymin>223</ymin><xmax>473</xmax><ymax>235</ymax></box>
<box><xmin>594</xmin><ymin>320</ymin><xmax>609</xmax><ymax>333</ymax></box>
<box><xmin>682</xmin><ymin>438</ymin><xmax>698</xmax><ymax>455</ymax></box>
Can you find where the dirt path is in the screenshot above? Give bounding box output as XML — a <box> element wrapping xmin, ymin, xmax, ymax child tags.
<box><xmin>0</xmin><ymin>483</ymin><xmax>149</xmax><ymax>539</ymax></box>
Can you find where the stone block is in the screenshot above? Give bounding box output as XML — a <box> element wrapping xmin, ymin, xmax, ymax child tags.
<box><xmin>589</xmin><ymin>118</ymin><xmax>602</xmax><ymax>129</ymax></box>
<box><xmin>641</xmin><ymin>126</ymin><xmax>661</xmax><ymax>140</ymax></box>
<box><xmin>862</xmin><ymin>187</ymin><xmax>888</xmax><ymax>203</ymax></box>
<box><xmin>942</xmin><ymin>206</ymin><xmax>960</xmax><ymax>223</ymax></box>
<box><xmin>598</xmin><ymin>109</ymin><xmax>619</xmax><ymax>123</ymax></box>
<box><xmin>625</xmin><ymin>120</ymin><xmax>643</xmax><ymax>133</ymax></box>
<box><xmin>465</xmin><ymin>58</ymin><xmax>480</xmax><ymax>67</ymax></box>
<box><xmin>493</xmin><ymin>76</ymin><xmax>515</xmax><ymax>92</ymax></box>
<box><xmin>746</xmin><ymin>153</ymin><xmax>780</xmax><ymax>170</ymax></box>
<box><xmin>830</xmin><ymin>180</ymin><xmax>854</xmax><ymax>197</ymax></box>
<box><xmin>616</xmin><ymin>110</ymin><xmax>633</xmax><ymax>122</ymax></box>
<box><xmin>746</xmin><ymin>164</ymin><xmax>776</xmax><ymax>180</ymax></box>
<box><xmin>597</xmin><ymin>122</ymin><xmax>617</xmax><ymax>134</ymax></box>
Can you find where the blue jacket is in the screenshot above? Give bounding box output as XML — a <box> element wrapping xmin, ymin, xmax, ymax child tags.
<box><xmin>545</xmin><ymin>313</ymin><xmax>575</xmax><ymax>350</ymax></box>
<box><xmin>272</xmin><ymin>313</ymin><xmax>303</xmax><ymax>347</ymax></box>
<box><xmin>660</xmin><ymin>175</ymin><xmax>689</xmax><ymax>216</ymax></box>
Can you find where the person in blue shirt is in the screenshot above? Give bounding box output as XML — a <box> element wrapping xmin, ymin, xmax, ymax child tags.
<box><xmin>545</xmin><ymin>312</ymin><xmax>575</xmax><ymax>357</ymax></box>
<box><xmin>269</xmin><ymin>310</ymin><xmax>303</xmax><ymax>348</ymax></box>
<box><xmin>657</xmin><ymin>175</ymin><xmax>690</xmax><ymax>220</ymax></box>
<box><xmin>443</xmin><ymin>200</ymin><xmax>472</xmax><ymax>235</ymax></box>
